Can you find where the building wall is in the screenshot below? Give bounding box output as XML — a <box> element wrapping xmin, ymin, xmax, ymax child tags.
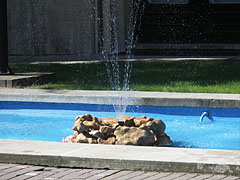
<box><xmin>7</xmin><ymin>0</ymin><xmax>127</xmax><ymax>61</ymax></box>
<box><xmin>138</xmin><ymin>0</ymin><xmax>240</xmax><ymax>44</ymax></box>
<box><xmin>99</xmin><ymin>0</ymin><xmax>126</xmax><ymax>54</ymax></box>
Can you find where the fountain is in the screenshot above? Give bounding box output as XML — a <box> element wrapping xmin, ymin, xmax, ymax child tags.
<box><xmin>200</xmin><ymin>111</ymin><xmax>214</xmax><ymax>123</ymax></box>
<box><xmin>62</xmin><ymin>0</ymin><xmax>173</xmax><ymax>146</ymax></box>
<box><xmin>98</xmin><ymin>0</ymin><xmax>145</xmax><ymax>119</ymax></box>
<box><xmin>62</xmin><ymin>113</ymin><xmax>173</xmax><ymax>146</ymax></box>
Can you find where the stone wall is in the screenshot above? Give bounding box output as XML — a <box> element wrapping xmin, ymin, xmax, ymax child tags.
<box><xmin>7</xmin><ymin>0</ymin><xmax>128</xmax><ymax>61</ymax></box>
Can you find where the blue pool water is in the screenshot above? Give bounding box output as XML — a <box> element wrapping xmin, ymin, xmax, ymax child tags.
<box><xmin>0</xmin><ymin>101</ymin><xmax>239</xmax><ymax>150</ymax></box>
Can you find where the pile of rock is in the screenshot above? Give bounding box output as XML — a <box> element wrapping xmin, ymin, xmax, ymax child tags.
<box><xmin>62</xmin><ymin>114</ymin><xmax>172</xmax><ymax>146</ymax></box>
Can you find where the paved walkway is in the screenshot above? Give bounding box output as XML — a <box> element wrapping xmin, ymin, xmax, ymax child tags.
<box><xmin>0</xmin><ymin>163</ymin><xmax>239</xmax><ymax>180</ymax></box>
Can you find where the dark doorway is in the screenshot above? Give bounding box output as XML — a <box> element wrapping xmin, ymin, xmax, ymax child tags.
<box><xmin>135</xmin><ymin>0</ymin><xmax>240</xmax><ymax>56</ymax></box>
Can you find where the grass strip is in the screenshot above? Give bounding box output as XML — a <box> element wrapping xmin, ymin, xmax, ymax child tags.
<box><xmin>10</xmin><ymin>60</ymin><xmax>240</xmax><ymax>94</ymax></box>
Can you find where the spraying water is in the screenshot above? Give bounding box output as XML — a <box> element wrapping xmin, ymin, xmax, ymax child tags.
<box><xmin>98</xmin><ymin>0</ymin><xmax>145</xmax><ymax>119</ymax></box>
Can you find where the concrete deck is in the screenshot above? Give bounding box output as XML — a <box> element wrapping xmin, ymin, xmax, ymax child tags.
<box><xmin>0</xmin><ymin>140</ymin><xmax>239</xmax><ymax>176</ymax></box>
<box><xmin>0</xmin><ymin>89</ymin><xmax>239</xmax><ymax>176</ymax></box>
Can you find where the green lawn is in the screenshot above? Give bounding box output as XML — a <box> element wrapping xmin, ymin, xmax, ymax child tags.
<box><xmin>10</xmin><ymin>60</ymin><xmax>240</xmax><ymax>93</ymax></box>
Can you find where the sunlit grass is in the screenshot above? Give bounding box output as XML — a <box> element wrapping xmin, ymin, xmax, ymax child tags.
<box><xmin>133</xmin><ymin>81</ymin><xmax>240</xmax><ymax>93</ymax></box>
<box><xmin>10</xmin><ymin>60</ymin><xmax>240</xmax><ymax>93</ymax></box>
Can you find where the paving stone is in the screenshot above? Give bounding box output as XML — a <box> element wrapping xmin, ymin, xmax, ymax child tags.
<box><xmin>59</xmin><ymin>169</ymin><xmax>93</xmax><ymax>179</ymax></box>
<box><xmin>0</xmin><ymin>163</ymin><xmax>239</xmax><ymax>180</ymax></box>
<box><xmin>84</xmin><ymin>169</ymin><xmax>120</xmax><ymax>180</ymax></box>
<box><xmin>0</xmin><ymin>165</ymin><xmax>26</xmax><ymax>173</ymax></box>
<box><xmin>176</xmin><ymin>173</ymin><xmax>199</xmax><ymax>180</ymax></box>
<box><xmin>27</xmin><ymin>171</ymin><xmax>58</xmax><ymax>180</ymax></box>
<box><xmin>188</xmin><ymin>174</ymin><xmax>214</xmax><ymax>180</ymax></box>
<box><xmin>71</xmin><ymin>169</ymin><xmax>105</xmax><ymax>179</ymax></box>
<box><xmin>16</xmin><ymin>165</ymin><xmax>31</xmax><ymax>168</ymax></box>
<box><xmin>0</xmin><ymin>166</ymin><xmax>12</xmax><ymax>172</ymax></box>
<box><xmin>45</xmin><ymin>169</ymin><xmax>78</xmax><ymax>179</ymax></box>
<box><xmin>114</xmin><ymin>171</ymin><xmax>145</xmax><ymax>180</ymax></box>
<box><xmin>222</xmin><ymin>176</ymin><xmax>240</xmax><ymax>180</ymax></box>
<box><xmin>129</xmin><ymin>172</ymin><xmax>159</xmax><ymax>180</ymax></box>
<box><xmin>0</xmin><ymin>172</ymin><xmax>6</xmax><ymax>176</ymax></box>
<box><xmin>144</xmin><ymin>172</ymin><xmax>173</xmax><ymax>180</ymax></box>
<box><xmin>161</xmin><ymin>172</ymin><xmax>186</xmax><ymax>180</ymax></box>
<box><xmin>0</xmin><ymin>166</ymin><xmax>28</xmax><ymax>176</ymax></box>
<box><xmin>102</xmin><ymin>170</ymin><xmax>133</xmax><ymax>180</ymax></box>
<box><xmin>206</xmin><ymin>174</ymin><xmax>227</xmax><ymax>180</ymax></box>
<box><xmin>0</xmin><ymin>166</ymin><xmax>44</xmax><ymax>180</ymax></box>
<box><xmin>24</xmin><ymin>167</ymin><xmax>64</xmax><ymax>180</ymax></box>
<box><xmin>10</xmin><ymin>170</ymin><xmax>54</xmax><ymax>180</ymax></box>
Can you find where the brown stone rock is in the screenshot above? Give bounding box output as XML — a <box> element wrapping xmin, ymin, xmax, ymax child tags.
<box><xmin>82</xmin><ymin>131</ymin><xmax>98</xmax><ymax>139</ymax></box>
<box><xmin>98</xmin><ymin>136</ymin><xmax>116</xmax><ymax>145</ymax></box>
<box><xmin>99</xmin><ymin>117</ymin><xmax>119</xmax><ymax>127</ymax></box>
<box><xmin>122</xmin><ymin>116</ymin><xmax>135</xmax><ymax>127</ymax></box>
<box><xmin>76</xmin><ymin>133</ymin><xmax>97</xmax><ymax>144</ymax></box>
<box><xmin>72</xmin><ymin>120</ymin><xmax>90</xmax><ymax>133</ymax></box>
<box><xmin>115</xmin><ymin>126</ymin><xmax>155</xmax><ymax>146</ymax></box>
<box><xmin>89</xmin><ymin>130</ymin><xmax>106</xmax><ymax>140</ymax></box>
<box><xmin>72</xmin><ymin>119</ymin><xmax>80</xmax><ymax>131</ymax></box>
<box><xmin>73</xmin><ymin>131</ymin><xmax>79</xmax><ymax>138</ymax></box>
<box><xmin>134</xmin><ymin>116</ymin><xmax>154</xmax><ymax>127</ymax></box>
<box><xmin>99</xmin><ymin>126</ymin><xmax>114</xmax><ymax>136</ymax></box>
<box><xmin>83</xmin><ymin>121</ymin><xmax>100</xmax><ymax>130</ymax></box>
<box><xmin>71</xmin><ymin>114</ymin><xmax>171</xmax><ymax>147</ymax></box>
<box><xmin>145</xmin><ymin>119</ymin><xmax>166</xmax><ymax>137</ymax></box>
<box><xmin>139</xmin><ymin>115</ymin><xmax>147</xmax><ymax>119</ymax></box>
<box><xmin>155</xmin><ymin>134</ymin><xmax>173</xmax><ymax>146</ymax></box>
<box><xmin>75</xmin><ymin>114</ymin><xmax>93</xmax><ymax>121</ymax></box>
<box><xmin>72</xmin><ymin>138</ymin><xmax>77</xmax><ymax>143</ymax></box>
<box><xmin>76</xmin><ymin>133</ymin><xmax>88</xmax><ymax>143</ymax></box>
<box><xmin>93</xmin><ymin>116</ymin><xmax>99</xmax><ymax>123</ymax></box>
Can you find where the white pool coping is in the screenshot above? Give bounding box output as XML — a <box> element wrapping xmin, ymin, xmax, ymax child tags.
<box><xmin>0</xmin><ymin>89</ymin><xmax>239</xmax><ymax>175</ymax></box>
<box><xmin>0</xmin><ymin>88</ymin><xmax>240</xmax><ymax>108</ymax></box>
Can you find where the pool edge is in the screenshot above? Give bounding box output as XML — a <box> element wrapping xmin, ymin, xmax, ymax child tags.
<box><xmin>0</xmin><ymin>140</ymin><xmax>239</xmax><ymax>176</ymax></box>
<box><xmin>0</xmin><ymin>89</ymin><xmax>240</xmax><ymax>108</ymax></box>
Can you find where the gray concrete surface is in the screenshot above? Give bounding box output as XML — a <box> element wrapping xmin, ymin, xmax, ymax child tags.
<box><xmin>0</xmin><ymin>89</ymin><xmax>239</xmax><ymax>108</ymax></box>
<box><xmin>0</xmin><ymin>140</ymin><xmax>239</xmax><ymax>176</ymax></box>
<box><xmin>0</xmin><ymin>73</ymin><xmax>56</xmax><ymax>88</ymax></box>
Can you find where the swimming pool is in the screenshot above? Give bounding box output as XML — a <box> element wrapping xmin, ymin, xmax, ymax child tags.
<box><xmin>0</xmin><ymin>101</ymin><xmax>239</xmax><ymax>150</ymax></box>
